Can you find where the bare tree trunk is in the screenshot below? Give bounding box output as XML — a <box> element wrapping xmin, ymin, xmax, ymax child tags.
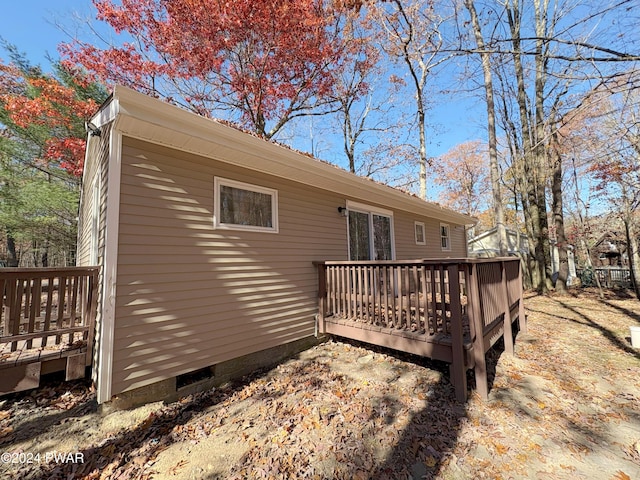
<box><xmin>464</xmin><ymin>0</ymin><xmax>508</xmax><ymax>255</ymax></box>
<box><xmin>551</xmin><ymin>137</ymin><xmax>569</xmax><ymax>291</ymax></box>
<box><xmin>534</xmin><ymin>0</ymin><xmax>553</xmax><ymax>292</ymax></box>
<box><xmin>417</xmin><ymin>107</ymin><xmax>428</xmax><ymax>200</ymax></box>
<box><xmin>7</xmin><ymin>234</ymin><xmax>18</xmax><ymax>267</ymax></box>
<box><xmin>571</xmin><ymin>158</ymin><xmax>604</xmax><ymax>297</ymax></box>
<box><xmin>623</xmin><ymin>208</ymin><xmax>640</xmax><ymax>299</ymax></box>
<box><xmin>505</xmin><ymin>0</ymin><xmax>546</xmax><ymax>290</ymax></box>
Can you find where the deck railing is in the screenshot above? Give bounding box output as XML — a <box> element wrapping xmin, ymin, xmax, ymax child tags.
<box><xmin>317</xmin><ymin>259</ymin><xmax>468</xmax><ymax>337</ymax></box>
<box><xmin>577</xmin><ymin>267</ymin><xmax>631</xmax><ymax>288</ymax></box>
<box><xmin>0</xmin><ymin>267</ymin><xmax>99</xmax><ymax>357</ymax></box>
<box><xmin>314</xmin><ymin>258</ymin><xmax>525</xmax><ymax>401</ymax></box>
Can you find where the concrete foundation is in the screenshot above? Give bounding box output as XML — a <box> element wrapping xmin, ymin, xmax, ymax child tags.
<box><xmin>100</xmin><ymin>335</ymin><xmax>324</xmax><ymax>412</ymax></box>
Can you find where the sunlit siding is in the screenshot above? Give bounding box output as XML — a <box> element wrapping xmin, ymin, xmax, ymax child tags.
<box><xmin>109</xmin><ymin>137</ymin><xmax>470</xmax><ymax>395</ymax></box>
<box><xmin>393</xmin><ymin>210</ymin><xmax>467</xmax><ymax>259</ymax></box>
<box><xmin>110</xmin><ymin>138</ymin><xmax>349</xmax><ymax>394</ymax></box>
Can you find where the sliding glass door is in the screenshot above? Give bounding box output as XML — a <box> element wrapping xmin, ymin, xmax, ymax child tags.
<box><xmin>348</xmin><ymin>205</ymin><xmax>394</xmax><ymax>261</ymax></box>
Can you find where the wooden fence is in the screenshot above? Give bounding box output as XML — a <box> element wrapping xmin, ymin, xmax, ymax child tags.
<box><xmin>0</xmin><ymin>267</ymin><xmax>99</xmax><ymax>395</ymax></box>
<box><xmin>315</xmin><ymin>258</ymin><xmax>525</xmax><ymax>402</ymax></box>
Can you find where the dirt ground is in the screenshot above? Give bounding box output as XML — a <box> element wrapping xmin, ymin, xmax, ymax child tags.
<box><xmin>1</xmin><ymin>290</ymin><xmax>639</xmax><ymax>479</ymax></box>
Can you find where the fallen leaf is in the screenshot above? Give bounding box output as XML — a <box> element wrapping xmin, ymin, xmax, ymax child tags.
<box><xmin>424</xmin><ymin>455</ymin><xmax>438</xmax><ymax>468</ymax></box>
<box><xmin>611</xmin><ymin>471</ymin><xmax>631</xmax><ymax>480</ymax></box>
<box><xmin>168</xmin><ymin>459</ymin><xmax>188</xmax><ymax>475</ymax></box>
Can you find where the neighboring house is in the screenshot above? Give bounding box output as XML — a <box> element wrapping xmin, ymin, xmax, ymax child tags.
<box><xmin>468</xmin><ymin>228</ymin><xmax>578</xmax><ymax>283</ymax></box>
<box><xmin>467</xmin><ymin>227</ymin><xmax>529</xmax><ymax>258</ymax></box>
<box><xmin>591</xmin><ymin>231</ymin><xmax>628</xmax><ymax>267</ymax></box>
<box><xmin>77</xmin><ymin>86</ymin><xmax>476</xmax><ymax>405</ymax></box>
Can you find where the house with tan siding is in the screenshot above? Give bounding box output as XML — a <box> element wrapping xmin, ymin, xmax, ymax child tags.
<box><xmin>78</xmin><ymin>86</ymin><xmax>476</xmax><ymax>406</ymax></box>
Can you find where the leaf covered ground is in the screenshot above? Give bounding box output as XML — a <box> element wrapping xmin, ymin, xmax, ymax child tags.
<box><xmin>1</xmin><ymin>290</ymin><xmax>639</xmax><ymax>479</ymax></box>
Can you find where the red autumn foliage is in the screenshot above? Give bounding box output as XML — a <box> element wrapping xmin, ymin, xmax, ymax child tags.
<box><xmin>61</xmin><ymin>0</ymin><xmax>350</xmax><ymax>138</ymax></box>
<box><xmin>0</xmin><ymin>65</ymin><xmax>99</xmax><ymax>176</ymax></box>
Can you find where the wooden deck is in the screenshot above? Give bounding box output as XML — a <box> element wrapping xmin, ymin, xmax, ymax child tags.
<box><xmin>0</xmin><ymin>267</ymin><xmax>98</xmax><ymax>395</ymax></box>
<box><xmin>314</xmin><ymin>258</ymin><xmax>526</xmax><ymax>402</ymax></box>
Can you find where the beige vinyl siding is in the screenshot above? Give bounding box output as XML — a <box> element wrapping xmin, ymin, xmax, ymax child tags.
<box><xmin>111</xmin><ymin>137</ymin><xmax>348</xmax><ymax>394</ymax></box>
<box><xmin>76</xmin><ymin>123</ymin><xmax>111</xmax><ymax>385</ymax></box>
<box><xmin>77</xmin><ymin>124</ymin><xmax>110</xmax><ymax>266</ymax></box>
<box><xmin>109</xmin><ymin>136</ymin><xmax>470</xmax><ymax>395</ymax></box>
<box><xmin>392</xmin><ymin>210</ymin><xmax>467</xmax><ymax>258</ymax></box>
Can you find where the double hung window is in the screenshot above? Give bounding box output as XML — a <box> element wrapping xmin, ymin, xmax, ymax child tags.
<box><xmin>440</xmin><ymin>223</ymin><xmax>451</xmax><ymax>251</ymax></box>
<box><xmin>414</xmin><ymin>221</ymin><xmax>426</xmax><ymax>245</ymax></box>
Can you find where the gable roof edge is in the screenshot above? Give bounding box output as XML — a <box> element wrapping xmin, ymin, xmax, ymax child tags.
<box><xmin>92</xmin><ymin>85</ymin><xmax>476</xmax><ymax>226</ymax></box>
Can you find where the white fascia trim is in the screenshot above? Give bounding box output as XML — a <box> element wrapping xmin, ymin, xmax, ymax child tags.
<box><xmin>110</xmin><ymin>86</ymin><xmax>475</xmax><ymax>227</ymax></box>
<box><xmin>91</xmin><ymin>96</ymin><xmax>119</xmax><ymax>129</ymax></box>
<box><xmin>96</xmin><ymin>129</ymin><xmax>122</xmax><ymax>404</ymax></box>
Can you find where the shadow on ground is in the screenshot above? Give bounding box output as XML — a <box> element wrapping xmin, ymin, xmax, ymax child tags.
<box><xmin>7</xmin><ymin>339</ymin><xmax>510</xmax><ymax>480</ymax></box>
<box><xmin>0</xmin><ymin>374</ymin><xmax>97</xmax><ymax>448</ymax></box>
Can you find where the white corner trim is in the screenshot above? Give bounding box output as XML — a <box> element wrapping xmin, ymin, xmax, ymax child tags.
<box><xmin>96</xmin><ymin>129</ymin><xmax>122</xmax><ymax>404</ymax></box>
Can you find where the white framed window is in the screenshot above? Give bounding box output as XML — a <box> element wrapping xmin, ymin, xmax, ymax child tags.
<box><xmin>414</xmin><ymin>221</ymin><xmax>426</xmax><ymax>245</ymax></box>
<box><xmin>214</xmin><ymin>177</ymin><xmax>278</xmax><ymax>233</ymax></box>
<box><xmin>346</xmin><ymin>200</ymin><xmax>395</xmax><ymax>261</ymax></box>
<box><xmin>440</xmin><ymin>223</ymin><xmax>451</xmax><ymax>251</ymax></box>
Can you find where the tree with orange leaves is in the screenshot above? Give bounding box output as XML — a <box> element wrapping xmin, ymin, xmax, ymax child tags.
<box><xmin>0</xmin><ymin>44</ymin><xmax>103</xmax><ymax>177</ymax></box>
<box><xmin>433</xmin><ymin>140</ymin><xmax>491</xmax><ymax>221</ymax></box>
<box><xmin>0</xmin><ymin>44</ymin><xmax>106</xmax><ymax>265</ymax></box>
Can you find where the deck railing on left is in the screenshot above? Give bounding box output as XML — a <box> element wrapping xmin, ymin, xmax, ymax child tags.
<box><xmin>1</xmin><ymin>267</ymin><xmax>99</xmax><ymax>368</ymax></box>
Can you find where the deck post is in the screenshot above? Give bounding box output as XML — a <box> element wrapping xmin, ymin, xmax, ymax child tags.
<box><xmin>315</xmin><ymin>262</ymin><xmax>327</xmax><ymax>334</ymax></box>
<box><xmin>467</xmin><ymin>262</ymin><xmax>489</xmax><ymax>400</ymax></box>
<box><xmin>500</xmin><ymin>261</ymin><xmax>514</xmax><ymax>356</ymax></box>
<box><xmin>516</xmin><ymin>262</ymin><xmax>527</xmax><ymax>334</ymax></box>
<box><xmin>447</xmin><ymin>264</ymin><xmax>467</xmax><ymax>402</ymax></box>
<box><xmin>85</xmin><ymin>270</ymin><xmax>99</xmax><ymax>366</ymax></box>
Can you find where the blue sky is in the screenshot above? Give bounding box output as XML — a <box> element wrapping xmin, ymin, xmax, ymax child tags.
<box><xmin>0</xmin><ymin>0</ymin><xmax>486</xmax><ymax>186</ymax></box>
<box><xmin>0</xmin><ymin>1</ymin><xmax>96</xmax><ymax>69</ymax></box>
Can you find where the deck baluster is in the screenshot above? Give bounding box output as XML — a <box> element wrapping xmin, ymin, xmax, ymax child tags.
<box><xmin>0</xmin><ymin>267</ymin><xmax>100</xmax><ymax>396</ymax></box>
<box><xmin>314</xmin><ymin>258</ymin><xmax>524</xmax><ymax>402</ymax></box>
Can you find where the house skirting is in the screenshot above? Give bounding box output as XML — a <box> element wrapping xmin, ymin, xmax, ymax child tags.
<box><xmin>99</xmin><ymin>335</ymin><xmax>324</xmax><ymax>412</ymax></box>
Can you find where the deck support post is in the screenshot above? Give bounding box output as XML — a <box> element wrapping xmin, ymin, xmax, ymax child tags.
<box><xmin>467</xmin><ymin>263</ymin><xmax>489</xmax><ymax>400</ymax></box>
<box><xmin>447</xmin><ymin>265</ymin><xmax>467</xmax><ymax>402</ymax></box>
<box><xmin>500</xmin><ymin>261</ymin><xmax>514</xmax><ymax>356</ymax></box>
<box><xmin>517</xmin><ymin>262</ymin><xmax>527</xmax><ymax>334</ymax></box>
<box><xmin>315</xmin><ymin>262</ymin><xmax>327</xmax><ymax>334</ymax></box>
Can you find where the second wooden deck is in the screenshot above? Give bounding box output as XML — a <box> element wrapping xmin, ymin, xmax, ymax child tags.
<box><xmin>0</xmin><ymin>268</ymin><xmax>98</xmax><ymax>395</ymax></box>
<box><xmin>315</xmin><ymin>258</ymin><xmax>526</xmax><ymax>402</ymax></box>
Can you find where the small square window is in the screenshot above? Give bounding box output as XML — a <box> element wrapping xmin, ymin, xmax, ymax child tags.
<box><xmin>414</xmin><ymin>221</ymin><xmax>426</xmax><ymax>245</ymax></box>
<box><xmin>440</xmin><ymin>223</ymin><xmax>451</xmax><ymax>251</ymax></box>
<box><xmin>214</xmin><ymin>177</ymin><xmax>278</xmax><ymax>233</ymax></box>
